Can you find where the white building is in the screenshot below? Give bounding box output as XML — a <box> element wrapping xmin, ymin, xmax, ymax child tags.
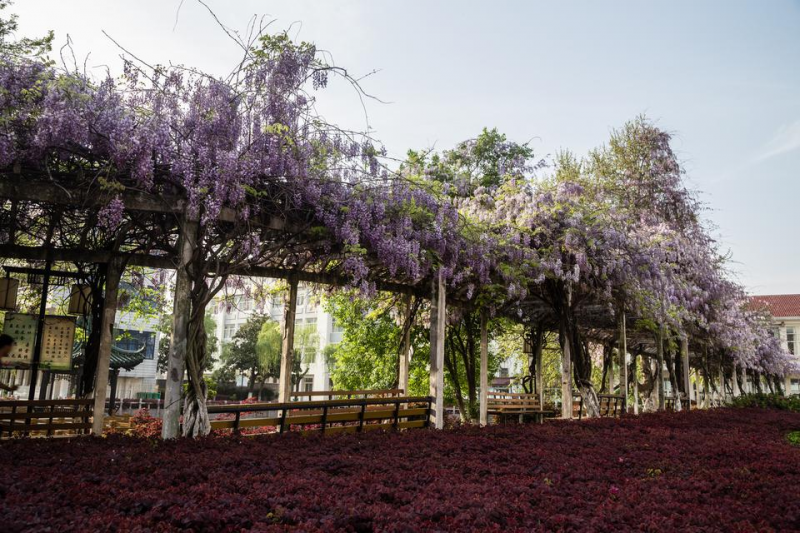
<box><xmin>210</xmin><ymin>282</ymin><xmax>343</xmax><ymax>392</ymax></box>
<box><xmin>749</xmin><ymin>294</ymin><xmax>800</xmax><ymax>396</ymax></box>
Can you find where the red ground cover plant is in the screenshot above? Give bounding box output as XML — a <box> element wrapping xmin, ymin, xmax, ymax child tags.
<box><xmin>1</xmin><ymin>408</ymin><xmax>799</xmax><ymax>532</ymax></box>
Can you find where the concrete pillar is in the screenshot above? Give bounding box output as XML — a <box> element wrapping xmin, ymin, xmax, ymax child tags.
<box><xmin>535</xmin><ymin>330</ymin><xmax>544</xmax><ymax>409</ymax></box>
<box><xmin>732</xmin><ymin>364</ymin><xmax>741</xmax><ymax>397</ymax></box>
<box><xmin>618</xmin><ymin>308</ymin><xmax>628</xmax><ymax>411</ymax></box>
<box><xmin>429</xmin><ymin>269</ymin><xmax>446</xmax><ymax>429</ymax></box>
<box><xmin>398</xmin><ymin>295</ymin><xmax>412</xmax><ymax>394</ymax></box>
<box><xmin>278</xmin><ymin>277</ymin><xmax>299</xmax><ymax>403</ymax></box>
<box><xmin>561</xmin><ymin>333</ymin><xmax>572</xmax><ymax>419</ymax></box>
<box><xmin>681</xmin><ymin>336</ymin><xmax>691</xmax><ymax>409</ymax></box>
<box><xmin>657</xmin><ymin>327</ymin><xmax>665</xmax><ymax>411</ymax></box>
<box><xmin>92</xmin><ymin>259</ymin><xmax>122</xmax><ymax>436</ymax></box>
<box><xmin>702</xmin><ymin>349</ymin><xmax>710</xmax><ymax>408</ymax></box>
<box><xmin>632</xmin><ymin>350</ymin><xmax>639</xmax><ymax>415</ymax></box>
<box><xmin>479</xmin><ymin>309</ymin><xmax>488</xmax><ymax>427</ymax></box>
<box><xmin>162</xmin><ymin>217</ymin><xmax>199</xmax><ymax>439</ymax></box>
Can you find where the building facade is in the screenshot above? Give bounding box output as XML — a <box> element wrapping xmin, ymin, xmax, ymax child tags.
<box><xmin>749</xmin><ymin>294</ymin><xmax>800</xmax><ymax>396</ymax></box>
<box><xmin>210</xmin><ymin>282</ymin><xmax>343</xmax><ymax>393</ymax></box>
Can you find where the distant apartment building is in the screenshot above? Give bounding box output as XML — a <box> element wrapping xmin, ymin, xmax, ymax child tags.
<box><xmin>749</xmin><ymin>294</ymin><xmax>800</xmax><ymax>395</ymax></box>
<box><xmin>210</xmin><ymin>283</ymin><xmax>344</xmax><ymax>393</ymax></box>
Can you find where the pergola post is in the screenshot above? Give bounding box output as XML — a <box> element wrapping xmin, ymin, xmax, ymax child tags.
<box><xmin>479</xmin><ymin>309</ymin><xmax>488</xmax><ymax>427</ymax></box>
<box><xmin>631</xmin><ymin>350</ymin><xmax>639</xmax><ymax>415</ymax></box>
<box><xmin>561</xmin><ymin>335</ymin><xmax>572</xmax><ymax>419</ymax></box>
<box><xmin>702</xmin><ymin>348</ymin><xmax>710</xmax><ymax>408</ymax></box>
<box><xmin>681</xmin><ymin>336</ymin><xmax>691</xmax><ymax>409</ymax></box>
<box><xmin>618</xmin><ymin>307</ymin><xmax>627</xmax><ymax>412</ymax></box>
<box><xmin>108</xmin><ymin>369</ymin><xmax>120</xmax><ymax>416</ymax></box>
<box><xmin>92</xmin><ymin>258</ymin><xmax>122</xmax><ymax>436</ymax></box>
<box><xmin>398</xmin><ymin>295</ymin><xmax>412</xmax><ymax>394</ymax></box>
<box><xmin>732</xmin><ymin>364</ymin><xmax>741</xmax><ymax>397</ymax></box>
<box><xmin>429</xmin><ymin>269</ymin><xmax>446</xmax><ymax>429</ymax></box>
<box><xmin>535</xmin><ymin>329</ymin><xmax>544</xmax><ymax>410</ymax></box>
<box><xmin>278</xmin><ymin>277</ymin><xmax>299</xmax><ymax>403</ymax></box>
<box><xmin>162</xmin><ymin>217</ymin><xmax>198</xmax><ymax>440</ymax></box>
<box><xmin>656</xmin><ymin>326</ymin><xmax>665</xmax><ymax>411</ymax></box>
<box><xmin>719</xmin><ymin>365</ymin><xmax>726</xmax><ymax>403</ymax></box>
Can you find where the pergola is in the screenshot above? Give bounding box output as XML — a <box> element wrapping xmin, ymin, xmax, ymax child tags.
<box><xmin>1</xmin><ymin>172</ymin><xmax>705</xmax><ymax>437</ymax></box>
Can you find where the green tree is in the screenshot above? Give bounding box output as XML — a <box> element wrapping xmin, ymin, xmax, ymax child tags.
<box><xmin>0</xmin><ymin>1</ymin><xmax>53</xmax><ymax>59</ymax></box>
<box><xmin>158</xmin><ymin>313</ymin><xmax>218</xmax><ymax>374</ymax></box>
<box><xmin>214</xmin><ymin>314</ymin><xmax>273</xmax><ymax>397</ymax></box>
<box><xmin>323</xmin><ymin>292</ymin><xmax>419</xmax><ymax>392</ymax></box>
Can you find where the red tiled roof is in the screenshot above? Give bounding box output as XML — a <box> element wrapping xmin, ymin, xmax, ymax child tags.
<box><xmin>748</xmin><ymin>294</ymin><xmax>800</xmax><ymax>318</ymax></box>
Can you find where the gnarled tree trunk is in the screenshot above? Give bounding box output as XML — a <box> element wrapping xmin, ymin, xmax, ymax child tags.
<box><xmin>182</xmin><ymin>276</ymin><xmax>217</xmax><ymax>438</ymax></box>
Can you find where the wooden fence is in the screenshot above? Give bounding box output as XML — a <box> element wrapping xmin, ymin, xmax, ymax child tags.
<box><xmin>208</xmin><ymin>395</ymin><xmax>432</xmax><ymax>435</ymax></box>
<box><xmin>0</xmin><ymin>399</ymin><xmax>93</xmax><ymax>438</ymax></box>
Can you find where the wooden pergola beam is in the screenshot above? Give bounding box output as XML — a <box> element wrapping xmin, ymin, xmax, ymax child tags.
<box><xmin>0</xmin><ymin>176</ymin><xmax>288</xmax><ymax>230</ymax></box>
<box><xmin>0</xmin><ymin>244</ymin><xmax>424</xmax><ymax>297</ymax></box>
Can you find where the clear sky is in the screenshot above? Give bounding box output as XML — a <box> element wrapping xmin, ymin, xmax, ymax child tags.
<box><xmin>13</xmin><ymin>0</ymin><xmax>800</xmax><ymax>295</ymax></box>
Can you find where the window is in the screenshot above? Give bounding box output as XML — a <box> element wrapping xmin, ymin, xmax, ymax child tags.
<box><xmin>791</xmin><ymin>379</ymin><xmax>800</xmax><ymax>395</ymax></box>
<box><xmin>114</xmin><ymin>329</ymin><xmax>156</xmax><ymax>360</ymax></box>
<box><xmin>302</xmin><ymin>376</ymin><xmax>314</xmax><ymax>392</ymax></box>
<box><xmin>224</xmin><ymin>324</ymin><xmax>237</xmax><ymax>339</ymax></box>
<box><xmin>499</xmin><ymin>367</ymin><xmax>509</xmax><ymax>378</ymax></box>
<box><xmin>332</xmin><ymin>319</ymin><xmax>344</xmax><ymax>334</ymax></box>
<box><xmin>787</xmin><ymin>327</ymin><xmax>795</xmax><ymax>355</ymax></box>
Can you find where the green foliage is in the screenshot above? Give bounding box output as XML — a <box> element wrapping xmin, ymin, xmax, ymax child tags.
<box><xmin>183</xmin><ymin>376</ymin><xmax>217</xmax><ymax>400</ymax></box>
<box><xmin>323</xmin><ymin>292</ymin><xmax>409</xmax><ymax>391</ymax></box>
<box><xmin>730</xmin><ymin>393</ymin><xmax>800</xmax><ymax>412</ymax></box>
<box><xmin>213</xmin><ymin>314</ymin><xmax>275</xmax><ymax>391</ymax></box>
<box><xmin>787</xmin><ymin>431</ymin><xmax>800</xmax><ymax>447</ymax></box>
<box><xmin>157</xmin><ymin>313</ymin><xmax>218</xmax><ymax>374</ymax></box>
<box><xmin>0</xmin><ymin>1</ymin><xmax>53</xmax><ymax>60</ymax></box>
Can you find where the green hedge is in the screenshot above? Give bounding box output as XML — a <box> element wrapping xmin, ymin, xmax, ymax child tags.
<box><xmin>730</xmin><ymin>393</ymin><xmax>800</xmax><ymax>412</ymax></box>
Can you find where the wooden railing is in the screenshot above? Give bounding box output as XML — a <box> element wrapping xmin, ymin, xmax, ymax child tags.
<box><xmin>0</xmin><ymin>399</ymin><xmax>93</xmax><ymax>438</ymax></box>
<box><xmin>208</xmin><ymin>396</ymin><xmax>432</xmax><ymax>435</ymax></box>
<box><xmin>288</xmin><ymin>389</ymin><xmax>404</xmax><ymax>401</ymax></box>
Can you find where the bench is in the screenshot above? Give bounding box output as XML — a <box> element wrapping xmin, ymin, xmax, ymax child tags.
<box><xmin>487</xmin><ymin>392</ymin><xmax>552</xmax><ymax>424</ymax></box>
<box><xmin>665</xmin><ymin>395</ymin><xmax>690</xmax><ymax>412</ymax></box>
<box><xmin>573</xmin><ymin>394</ymin><xmax>626</xmax><ymax>420</ymax></box>
<box><xmin>0</xmin><ymin>399</ymin><xmax>93</xmax><ymax>438</ymax></box>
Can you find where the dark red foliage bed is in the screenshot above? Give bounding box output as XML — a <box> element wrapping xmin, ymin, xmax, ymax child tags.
<box><xmin>1</xmin><ymin>408</ymin><xmax>798</xmax><ymax>532</ymax></box>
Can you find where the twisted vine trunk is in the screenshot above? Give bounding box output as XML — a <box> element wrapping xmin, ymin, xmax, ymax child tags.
<box><xmin>550</xmin><ymin>281</ymin><xmax>600</xmax><ymax>418</ymax></box>
<box><xmin>182</xmin><ymin>277</ymin><xmax>214</xmax><ymax>438</ymax></box>
<box><xmin>564</xmin><ymin>318</ymin><xmax>600</xmax><ymax>418</ymax></box>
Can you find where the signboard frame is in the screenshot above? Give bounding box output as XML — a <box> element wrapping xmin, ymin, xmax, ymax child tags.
<box><xmin>1</xmin><ymin>313</ymin><xmax>76</xmax><ymax>371</ymax></box>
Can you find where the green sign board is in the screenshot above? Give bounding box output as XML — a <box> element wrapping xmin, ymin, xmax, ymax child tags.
<box><xmin>1</xmin><ymin>313</ymin><xmax>75</xmax><ymax>371</ymax></box>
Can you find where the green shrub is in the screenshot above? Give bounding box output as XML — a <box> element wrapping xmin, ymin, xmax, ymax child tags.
<box><xmin>787</xmin><ymin>431</ymin><xmax>800</xmax><ymax>447</ymax></box>
<box><xmin>730</xmin><ymin>393</ymin><xmax>800</xmax><ymax>412</ymax></box>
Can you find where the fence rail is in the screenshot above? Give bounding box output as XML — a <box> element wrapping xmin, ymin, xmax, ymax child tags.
<box><xmin>207</xmin><ymin>396</ymin><xmax>432</xmax><ymax>435</ymax></box>
<box><xmin>0</xmin><ymin>399</ymin><xmax>93</xmax><ymax>438</ymax></box>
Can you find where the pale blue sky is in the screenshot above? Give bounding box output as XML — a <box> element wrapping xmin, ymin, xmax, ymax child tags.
<box><xmin>14</xmin><ymin>0</ymin><xmax>800</xmax><ymax>294</ymax></box>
